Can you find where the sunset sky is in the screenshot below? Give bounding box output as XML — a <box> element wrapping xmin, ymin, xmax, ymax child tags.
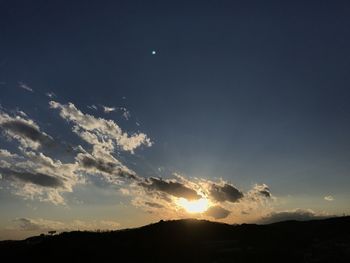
<box><xmin>1</xmin><ymin>0</ymin><xmax>350</xmax><ymax>240</ymax></box>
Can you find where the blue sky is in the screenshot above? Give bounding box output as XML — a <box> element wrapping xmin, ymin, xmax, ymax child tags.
<box><xmin>1</xmin><ymin>0</ymin><xmax>350</xmax><ymax>239</ymax></box>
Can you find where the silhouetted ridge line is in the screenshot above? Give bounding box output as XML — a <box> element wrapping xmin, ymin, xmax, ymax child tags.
<box><xmin>1</xmin><ymin>216</ymin><xmax>350</xmax><ymax>263</ymax></box>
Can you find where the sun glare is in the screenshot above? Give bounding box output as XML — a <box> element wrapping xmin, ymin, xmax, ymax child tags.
<box><xmin>177</xmin><ymin>197</ymin><xmax>209</xmax><ymax>213</ymax></box>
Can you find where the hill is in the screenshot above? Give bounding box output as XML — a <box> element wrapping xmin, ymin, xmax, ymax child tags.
<box><xmin>1</xmin><ymin>217</ymin><xmax>350</xmax><ymax>262</ymax></box>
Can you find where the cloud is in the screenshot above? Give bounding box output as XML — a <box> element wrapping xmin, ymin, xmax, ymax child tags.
<box><xmin>144</xmin><ymin>201</ymin><xmax>164</xmax><ymax>209</ymax></box>
<box><xmin>0</xmin><ymin>167</ymin><xmax>64</xmax><ymax>188</ymax></box>
<box><xmin>257</xmin><ymin>209</ymin><xmax>333</xmax><ymax>224</ymax></box>
<box><xmin>87</xmin><ymin>105</ymin><xmax>98</xmax><ymax>110</ymax></box>
<box><xmin>0</xmin><ymin>102</ymin><xmax>152</xmax><ymax>205</ymax></box>
<box><xmin>76</xmin><ymin>152</ymin><xmax>137</xmax><ymax>182</ymax></box>
<box><xmin>119</xmin><ymin>107</ymin><xmax>131</xmax><ymax>120</ymax></box>
<box><xmin>205</xmin><ymin>205</ymin><xmax>231</xmax><ymax>219</ymax></box>
<box><xmin>209</xmin><ymin>183</ymin><xmax>243</xmax><ymax>203</ymax></box>
<box><xmin>0</xmin><ymin>101</ymin><xmax>275</xmax><ymax>221</ymax></box>
<box><xmin>0</xmin><ymin>113</ymin><xmax>83</xmax><ymax>204</ymax></box>
<box><xmin>0</xmin><ymin>102</ymin><xmax>150</xmax><ymax>206</ymax></box>
<box><xmin>13</xmin><ymin>217</ymin><xmax>120</xmax><ymax>232</ymax></box>
<box><xmin>324</xmin><ymin>195</ymin><xmax>334</xmax><ymax>201</ymax></box>
<box><xmin>17</xmin><ymin>110</ymin><xmax>28</xmax><ymax>117</ymax></box>
<box><xmin>14</xmin><ymin>218</ymin><xmax>42</xmax><ymax>231</ymax></box>
<box><xmin>0</xmin><ymin>148</ymin><xmax>80</xmax><ymax>205</ymax></box>
<box><xmin>46</xmin><ymin>92</ymin><xmax>56</xmax><ymax>98</ymax></box>
<box><xmin>124</xmin><ymin>175</ymin><xmax>274</xmax><ymax>222</ymax></box>
<box><xmin>0</xmin><ymin>112</ymin><xmax>53</xmax><ymax>150</ymax></box>
<box><xmin>102</xmin><ymin>106</ymin><xmax>116</xmax><ymax>113</ymax></box>
<box><xmin>77</xmin><ymin>154</ymin><xmax>120</xmax><ymax>175</ymax></box>
<box><xmin>140</xmin><ymin>177</ymin><xmax>201</xmax><ymax>200</ymax></box>
<box><xmin>19</xmin><ymin>82</ymin><xmax>33</xmax><ymax>92</ymax></box>
<box><xmin>249</xmin><ymin>184</ymin><xmax>272</xmax><ymax>199</ymax></box>
<box><xmin>2</xmin><ymin>120</ymin><xmax>52</xmax><ymax>146</ymax></box>
<box><xmin>49</xmin><ymin>101</ymin><xmax>152</xmax><ymax>153</ymax></box>
<box><xmin>0</xmin><ymin>149</ymin><xmax>20</xmax><ymax>158</ymax></box>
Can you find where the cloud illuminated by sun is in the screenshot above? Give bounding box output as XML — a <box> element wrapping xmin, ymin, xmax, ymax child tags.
<box><xmin>177</xmin><ymin>197</ymin><xmax>210</xmax><ymax>213</ymax></box>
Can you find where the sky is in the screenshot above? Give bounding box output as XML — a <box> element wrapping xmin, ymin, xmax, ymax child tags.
<box><xmin>1</xmin><ymin>0</ymin><xmax>350</xmax><ymax>240</ymax></box>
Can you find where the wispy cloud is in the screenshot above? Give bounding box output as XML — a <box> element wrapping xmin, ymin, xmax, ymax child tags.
<box><xmin>324</xmin><ymin>195</ymin><xmax>334</xmax><ymax>201</ymax></box>
<box><xmin>13</xmin><ymin>217</ymin><xmax>119</xmax><ymax>232</ymax></box>
<box><xmin>87</xmin><ymin>105</ymin><xmax>98</xmax><ymax>111</ymax></box>
<box><xmin>18</xmin><ymin>82</ymin><xmax>33</xmax><ymax>92</ymax></box>
<box><xmin>102</xmin><ymin>105</ymin><xmax>116</xmax><ymax>113</ymax></box>
<box><xmin>46</xmin><ymin>92</ymin><xmax>56</xmax><ymax>98</ymax></box>
<box><xmin>119</xmin><ymin>107</ymin><xmax>131</xmax><ymax>120</ymax></box>
<box><xmin>256</xmin><ymin>209</ymin><xmax>334</xmax><ymax>224</ymax></box>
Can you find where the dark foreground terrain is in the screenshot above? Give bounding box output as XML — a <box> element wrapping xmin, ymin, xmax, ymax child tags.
<box><xmin>1</xmin><ymin>217</ymin><xmax>350</xmax><ymax>262</ymax></box>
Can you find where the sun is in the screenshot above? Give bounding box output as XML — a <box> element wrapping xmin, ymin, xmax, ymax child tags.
<box><xmin>177</xmin><ymin>197</ymin><xmax>209</xmax><ymax>213</ymax></box>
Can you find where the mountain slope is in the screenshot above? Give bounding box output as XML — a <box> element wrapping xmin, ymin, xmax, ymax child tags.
<box><xmin>1</xmin><ymin>217</ymin><xmax>350</xmax><ymax>262</ymax></box>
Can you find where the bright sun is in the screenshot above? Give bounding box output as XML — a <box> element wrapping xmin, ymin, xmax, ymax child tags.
<box><xmin>177</xmin><ymin>197</ymin><xmax>209</xmax><ymax>213</ymax></box>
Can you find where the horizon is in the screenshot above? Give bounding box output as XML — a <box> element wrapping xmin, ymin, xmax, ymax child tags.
<box><xmin>3</xmin><ymin>215</ymin><xmax>348</xmax><ymax>241</ymax></box>
<box><xmin>1</xmin><ymin>0</ymin><xmax>350</xmax><ymax>241</ymax></box>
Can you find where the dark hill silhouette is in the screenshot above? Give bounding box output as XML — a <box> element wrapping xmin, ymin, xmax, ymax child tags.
<box><xmin>1</xmin><ymin>217</ymin><xmax>350</xmax><ymax>262</ymax></box>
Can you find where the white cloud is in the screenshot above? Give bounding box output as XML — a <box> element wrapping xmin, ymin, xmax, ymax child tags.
<box><xmin>46</xmin><ymin>92</ymin><xmax>56</xmax><ymax>98</ymax></box>
<box><xmin>0</xmin><ymin>149</ymin><xmax>82</xmax><ymax>205</ymax></box>
<box><xmin>102</xmin><ymin>105</ymin><xmax>116</xmax><ymax>113</ymax></box>
<box><xmin>49</xmin><ymin>101</ymin><xmax>152</xmax><ymax>153</ymax></box>
<box><xmin>324</xmin><ymin>195</ymin><xmax>334</xmax><ymax>201</ymax></box>
<box><xmin>19</xmin><ymin>82</ymin><xmax>33</xmax><ymax>92</ymax></box>
<box><xmin>0</xmin><ymin>149</ymin><xmax>20</xmax><ymax>158</ymax></box>
<box><xmin>0</xmin><ymin>111</ymin><xmax>84</xmax><ymax>204</ymax></box>
<box><xmin>0</xmin><ymin>103</ymin><xmax>151</xmax><ymax>205</ymax></box>
<box><xmin>17</xmin><ymin>110</ymin><xmax>28</xmax><ymax>117</ymax></box>
<box><xmin>87</xmin><ymin>105</ymin><xmax>98</xmax><ymax>110</ymax></box>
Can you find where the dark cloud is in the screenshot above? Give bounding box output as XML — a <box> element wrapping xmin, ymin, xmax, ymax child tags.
<box><xmin>77</xmin><ymin>155</ymin><xmax>137</xmax><ymax>180</ymax></box>
<box><xmin>259</xmin><ymin>189</ymin><xmax>271</xmax><ymax>198</ymax></box>
<box><xmin>257</xmin><ymin>185</ymin><xmax>271</xmax><ymax>198</ymax></box>
<box><xmin>141</xmin><ymin>177</ymin><xmax>201</xmax><ymax>200</ymax></box>
<box><xmin>257</xmin><ymin>209</ymin><xmax>333</xmax><ymax>224</ymax></box>
<box><xmin>144</xmin><ymin>202</ymin><xmax>164</xmax><ymax>209</ymax></box>
<box><xmin>79</xmin><ymin>155</ymin><xmax>117</xmax><ymax>174</ymax></box>
<box><xmin>205</xmin><ymin>205</ymin><xmax>231</xmax><ymax>219</ymax></box>
<box><xmin>0</xmin><ymin>167</ymin><xmax>64</xmax><ymax>188</ymax></box>
<box><xmin>1</xmin><ymin>120</ymin><xmax>53</xmax><ymax>148</ymax></box>
<box><xmin>209</xmin><ymin>183</ymin><xmax>243</xmax><ymax>203</ymax></box>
